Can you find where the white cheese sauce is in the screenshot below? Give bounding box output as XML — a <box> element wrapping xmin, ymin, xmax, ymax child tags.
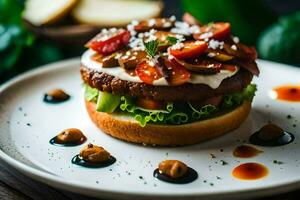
<box><xmin>81</xmin><ymin>49</ymin><xmax>238</xmax><ymax>89</ymax></box>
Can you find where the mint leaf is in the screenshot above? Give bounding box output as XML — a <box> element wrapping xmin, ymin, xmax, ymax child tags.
<box><xmin>143</xmin><ymin>39</ymin><xmax>159</xmax><ymax>57</ymax></box>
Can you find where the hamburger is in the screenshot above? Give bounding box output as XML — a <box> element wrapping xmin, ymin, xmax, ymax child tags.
<box><xmin>80</xmin><ymin>14</ymin><xmax>259</xmax><ymax>146</ymax></box>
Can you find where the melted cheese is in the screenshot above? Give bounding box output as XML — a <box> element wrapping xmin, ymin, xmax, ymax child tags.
<box><xmin>81</xmin><ymin>49</ymin><xmax>238</xmax><ymax>89</ymax></box>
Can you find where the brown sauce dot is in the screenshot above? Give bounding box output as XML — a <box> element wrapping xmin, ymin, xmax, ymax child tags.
<box><xmin>233</xmin><ymin>145</ymin><xmax>262</xmax><ymax>158</ymax></box>
<box><xmin>72</xmin><ymin>144</ymin><xmax>116</xmax><ymax>168</ymax></box>
<box><xmin>232</xmin><ymin>163</ymin><xmax>268</xmax><ymax>180</ymax></box>
<box><xmin>79</xmin><ymin>143</ymin><xmax>111</xmax><ymax>163</ymax></box>
<box><xmin>272</xmin><ymin>85</ymin><xmax>300</xmax><ymax>102</ymax></box>
<box><xmin>257</xmin><ymin>124</ymin><xmax>284</xmax><ymax>141</ymax></box>
<box><xmin>50</xmin><ymin>128</ymin><xmax>86</xmax><ymax>146</ymax></box>
<box><xmin>44</xmin><ymin>89</ymin><xmax>70</xmax><ymax>103</ymax></box>
<box><xmin>158</xmin><ymin>160</ymin><xmax>188</xmax><ymax>179</ymax></box>
<box><xmin>153</xmin><ymin>160</ymin><xmax>198</xmax><ymax>184</ymax></box>
<box><xmin>56</xmin><ymin>128</ymin><xmax>85</xmax><ymax>143</ymax></box>
<box><xmin>250</xmin><ymin>124</ymin><xmax>295</xmax><ymax>146</ymax></box>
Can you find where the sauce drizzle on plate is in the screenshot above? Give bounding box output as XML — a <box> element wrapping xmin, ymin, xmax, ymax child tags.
<box><xmin>153</xmin><ymin>167</ymin><xmax>198</xmax><ymax>184</ymax></box>
<box><xmin>49</xmin><ymin>128</ymin><xmax>87</xmax><ymax>147</ymax></box>
<box><xmin>232</xmin><ymin>163</ymin><xmax>268</xmax><ymax>180</ymax></box>
<box><xmin>153</xmin><ymin>160</ymin><xmax>198</xmax><ymax>184</ymax></box>
<box><xmin>271</xmin><ymin>85</ymin><xmax>300</xmax><ymax>102</ymax></box>
<box><xmin>233</xmin><ymin>145</ymin><xmax>262</xmax><ymax>158</ymax></box>
<box><xmin>72</xmin><ymin>143</ymin><xmax>116</xmax><ymax>168</ymax></box>
<box><xmin>71</xmin><ymin>155</ymin><xmax>116</xmax><ymax>168</ymax></box>
<box><xmin>250</xmin><ymin>124</ymin><xmax>295</xmax><ymax>147</ymax></box>
<box><xmin>43</xmin><ymin>89</ymin><xmax>70</xmax><ymax>103</ymax></box>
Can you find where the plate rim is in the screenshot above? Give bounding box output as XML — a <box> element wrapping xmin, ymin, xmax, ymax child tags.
<box><xmin>1</xmin><ymin>58</ymin><xmax>300</xmax><ymax>199</ymax></box>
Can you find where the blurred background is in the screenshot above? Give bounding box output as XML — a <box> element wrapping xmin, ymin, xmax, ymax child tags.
<box><xmin>1</xmin><ymin>0</ymin><xmax>300</xmax><ymax>84</ymax></box>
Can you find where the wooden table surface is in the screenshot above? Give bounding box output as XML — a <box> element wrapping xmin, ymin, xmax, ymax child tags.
<box><xmin>0</xmin><ymin>159</ymin><xmax>299</xmax><ymax>200</ymax></box>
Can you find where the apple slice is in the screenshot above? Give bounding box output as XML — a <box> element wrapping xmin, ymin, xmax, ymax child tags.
<box><xmin>72</xmin><ymin>0</ymin><xmax>163</xmax><ymax>27</ymax></box>
<box><xmin>23</xmin><ymin>0</ymin><xmax>77</xmax><ymax>26</ymax></box>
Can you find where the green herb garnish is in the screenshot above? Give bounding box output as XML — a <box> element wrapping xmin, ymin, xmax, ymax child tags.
<box><xmin>143</xmin><ymin>39</ymin><xmax>159</xmax><ymax>57</ymax></box>
<box><xmin>210</xmin><ymin>153</ymin><xmax>216</xmax><ymax>158</ymax></box>
<box><xmin>166</xmin><ymin>36</ymin><xmax>178</xmax><ymax>45</ymax></box>
<box><xmin>273</xmin><ymin>160</ymin><xmax>283</xmax><ymax>165</ymax></box>
<box><xmin>220</xmin><ymin>160</ymin><xmax>228</xmax><ymax>165</ymax></box>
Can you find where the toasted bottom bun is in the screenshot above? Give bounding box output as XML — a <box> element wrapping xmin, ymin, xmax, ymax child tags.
<box><xmin>85</xmin><ymin>100</ymin><xmax>251</xmax><ymax>146</ymax></box>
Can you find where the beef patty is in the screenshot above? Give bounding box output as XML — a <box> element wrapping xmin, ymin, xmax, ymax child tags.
<box><xmin>80</xmin><ymin>64</ymin><xmax>253</xmax><ymax>102</ymax></box>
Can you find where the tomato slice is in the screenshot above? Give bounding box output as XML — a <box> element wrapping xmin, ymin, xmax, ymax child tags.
<box><xmin>86</xmin><ymin>29</ymin><xmax>131</xmax><ymax>55</ymax></box>
<box><xmin>221</xmin><ymin>64</ymin><xmax>237</xmax><ymax>72</ymax></box>
<box><xmin>163</xmin><ymin>57</ymin><xmax>191</xmax><ymax>86</ymax></box>
<box><xmin>136</xmin><ymin>98</ymin><xmax>165</xmax><ymax>110</ymax></box>
<box><xmin>193</xmin><ymin>22</ymin><xmax>231</xmax><ymax>40</ymax></box>
<box><xmin>136</xmin><ymin>60</ymin><xmax>162</xmax><ymax>85</ymax></box>
<box><xmin>169</xmin><ymin>41</ymin><xmax>208</xmax><ymax>60</ymax></box>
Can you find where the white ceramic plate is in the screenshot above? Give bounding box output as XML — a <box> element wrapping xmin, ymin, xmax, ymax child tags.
<box><xmin>0</xmin><ymin>59</ymin><xmax>299</xmax><ymax>200</ymax></box>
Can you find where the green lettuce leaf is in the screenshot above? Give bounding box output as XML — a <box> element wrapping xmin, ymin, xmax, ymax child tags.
<box><xmin>222</xmin><ymin>84</ymin><xmax>257</xmax><ymax>108</ymax></box>
<box><xmin>84</xmin><ymin>84</ymin><xmax>257</xmax><ymax>126</ymax></box>
<box><xmin>96</xmin><ymin>91</ymin><xmax>121</xmax><ymax>113</ymax></box>
<box><xmin>188</xmin><ymin>103</ymin><xmax>217</xmax><ymax>119</ymax></box>
<box><xmin>84</xmin><ymin>84</ymin><xmax>120</xmax><ymax>113</ymax></box>
<box><xmin>166</xmin><ymin>111</ymin><xmax>189</xmax><ymax>124</ymax></box>
<box><xmin>84</xmin><ymin>84</ymin><xmax>99</xmax><ymax>102</ymax></box>
<box><xmin>120</xmin><ymin>96</ymin><xmax>174</xmax><ymax>127</ymax></box>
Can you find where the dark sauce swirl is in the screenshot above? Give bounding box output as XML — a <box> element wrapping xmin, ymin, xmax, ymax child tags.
<box><xmin>250</xmin><ymin>131</ymin><xmax>294</xmax><ymax>146</ymax></box>
<box><xmin>49</xmin><ymin>128</ymin><xmax>87</xmax><ymax>147</ymax></box>
<box><xmin>43</xmin><ymin>89</ymin><xmax>70</xmax><ymax>103</ymax></box>
<box><xmin>49</xmin><ymin>136</ymin><xmax>87</xmax><ymax>147</ymax></box>
<box><xmin>153</xmin><ymin>167</ymin><xmax>198</xmax><ymax>184</ymax></box>
<box><xmin>250</xmin><ymin>124</ymin><xmax>294</xmax><ymax>147</ymax></box>
<box><xmin>71</xmin><ymin>155</ymin><xmax>116</xmax><ymax>168</ymax></box>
